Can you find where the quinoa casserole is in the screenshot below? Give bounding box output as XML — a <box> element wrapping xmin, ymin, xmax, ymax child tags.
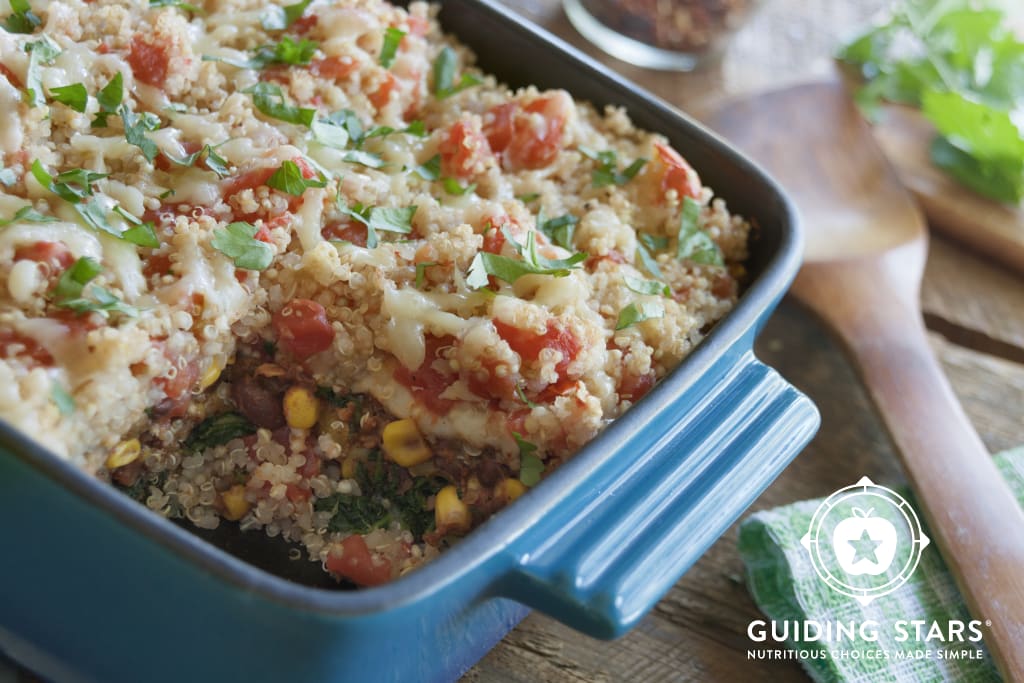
<box><xmin>0</xmin><ymin>0</ymin><xmax>749</xmax><ymax>587</ymax></box>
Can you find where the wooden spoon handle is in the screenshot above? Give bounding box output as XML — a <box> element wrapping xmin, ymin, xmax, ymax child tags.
<box><xmin>794</xmin><ymin>248</ymin><xmax>1024</xmax><ymax>682</ymax></box>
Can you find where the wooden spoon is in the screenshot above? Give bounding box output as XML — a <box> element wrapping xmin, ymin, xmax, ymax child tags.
<box><xmin>706</xmin><ymin>80</ymin><xmax>1024</xmax><ymax>681</ymax></box>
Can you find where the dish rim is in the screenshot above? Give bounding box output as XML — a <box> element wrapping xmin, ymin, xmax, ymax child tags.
<box><xmin>0</xmin><ymin>0</ymin><xmax>803</xmax><ymax>618</ymax></box>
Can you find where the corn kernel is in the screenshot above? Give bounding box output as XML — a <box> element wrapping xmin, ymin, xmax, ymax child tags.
<box><xmin>105</xmin><ymin>438</ymin><xmax>141</xmax><ymax>469</ymax></box>
<box><xmin>341</xmin><ymin>456</ymin><xmax>358</xmax><ymax>480</ymax></box>
<box><xmin>283</xmin><ymin>386</ymin><xmax>319</xmax><ymax>430</ymax></box>
<box><xmin>382</xmin><ymin>418</ymin><xmax>432</xmax><ymax>468</ymax></box>
<box><xmin>221</xmin><ymin>484</ymin><xmax>250</xmax><ymax>521</ymax></box>
<box><xmin>198</xmin><ymin>360</ymin><xmax>223</xmax><ymax>390</ymax></box>
<box><xmin>435</xmin><ymin>485</ymin><xmax>470</xmax><ymax>534</ymax></box>
<box><xmin>496</xmin><ymin>478</ymin><xmax>526</xmax><ymax>503</ymax></box>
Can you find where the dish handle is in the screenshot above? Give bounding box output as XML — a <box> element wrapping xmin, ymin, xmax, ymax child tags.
<box><xmin>493</xmin><ymin>351</ymin><xmax>818</xmax><ymax>638</ymax></box>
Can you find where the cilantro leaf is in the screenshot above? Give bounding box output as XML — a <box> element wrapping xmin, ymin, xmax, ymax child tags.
<box><xmin>380</xmin><ymin>27</ymin><xmax>405</xmax><ymax>68</ymax></box>
<box><xmin>0</xmin><ymin>205</ymin><xmax>58</xmax><ymax>227</ymax></box>
<box><xmin>515</xmin><ymin>384</ymin><xmax>538</xmax><ymax>409</ymax></box>
<box><xmin>635</xmin><ymin>242</ymin><xmax>664</xmax><ymax>280</ymax></box>
<box><xmin>23</xmin><ymin>37</ymin><xmax>61</xmax><ymax>107</ymax></box>
<box><xmin>616</xmin><ymin>301</ymin><xmax>665</xmax><ymax>330</ymax></box>
<box><xmin>579</xmin><ymin>147</ymin><xmax>647</xmax><ymax>188</ymax></box>
<box><xmin>92</xmin><ymin>72</ymin><xmax>123</xmax><ymax>128</ymax></box>
<box><xmin>623</xmin><ymin>275</ymin><xmax>670</xmax><ymax>297</ymax></box>
<box><xmin>53</xmin><ymin>256</ymin><xmax>102</xmax><ymax>300</ymax></box>
<box><xmin>119</xmin><ymin>105</ymin><xmax>161</xmax><ymax>163</ymax></box>
<box><xmin>4</xmin><ymin>0</ymin><xmax>41</xmax><ymax>33</ymax></box>
<box><xmin>415</xmin><ymin>261</ymin><xmax>437</xmax><ymax>289</ymax></box>
<box><xmin>442</xmin><ymin>177</ymin><xmax>475</xmax><ymax>196</ymax></box>
<box><xmin>244</xmin><ymin>82</ymin><xmax>315</xmax><ymax>127</ymax></box>
<box><xmin>413</xmin><ymin>153</ymin><xmax>441</xmax><ymax>180</ymax></box>
<box><xmin>260</xmin><ymin>0</ymin><xmax>313</xmax><ymax>31</ymax></box>
<box><xmin>164</xmin><ymin>143</ymin><xmax>231</xmax><ymax>178</ymax></box>
<box><xmin>51</xmin><ymin>256</ymin><xmax>136</xmax><ymax>317</ymax></box>
<box><xmin>211</xmin><ymin>221</ymin><xmax>274</xmax><ymax>270</ymax></box>
<box><xmin>266</xmin><ymin>159</ymin><xmax>327</xmax><ymax>196</ymax></box>
<box><xmin>48</xmin><ymin>83</ymin><xmax>87</xmax><ymax>112</ymax></box>
<box><xmin>676</xmin><ymin>197</ymin><xmax>722</xmax><ymax>266</ymax></box>
<box><xmin>184</xmin><ymin>412</ymin><xmax>256</xmax><ymax>452</ymax></box>
<box><xmin>538</xmin><ymin>212</ymin><xmax>577</xmax><ymax>249</ymax></box>
<box><xmin>336</xmin><ymin>201</ymin><xmax>416</xmax><ymax>248</ymax></box>
<box><xmin>206</xmin><ymin>36</ymin><xmax>318</xmax><ymax>70</ymax></box>
<box><xmin>466</xmin><ymin>229</ymin><xmax>585</xmax><ymax>288</ymax></box>
<box><xmin>513</xmin><ymin>432</ymin><xmax>543</xmax><ymax>487</ymax></box>
<box><xmin>310</xmin><ymin>117</ymin><xmax>350</xmax><ymax>149</ymax></box>
<box><xmin>149</xmin><ymin>0</ymin><xmax>205</xmax><ymax>14</ymax></box>
<box><xmin>432</xmin><ymin>46</ymin><xmax>481</xmax><ymax>99</ymax></box>
<box><xmin>342</xmin><ymin>150</ymin><xmax>385</xmax><ymax>168</ymax></box>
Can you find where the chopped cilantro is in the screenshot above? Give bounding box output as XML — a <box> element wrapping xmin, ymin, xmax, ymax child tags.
<box><xmin>244</xmin><ymin>82</ymin><xmax>315</xmax><ymax>127</ymax></box>
<box><xmin>3</xmin><ymin>0</ymin><xmax>40</xmax><ymax>34</ymax></box>
<box><xmin>211</xmin><ymin>221</ymin><xmax>274</xmax><ymax>270</ymax></box>
<box><xmin>164</xmin><ymin>143</ymin><xmax>231</xmax><ymax>178</ymax></box>
<box><xmin>0</xmin><ymin>205</ymin><xmax>58</xmax><ymax>227</ymax></box>
<box><xmin>635</xmin><ymin>243</ymin><xmax>664</xmax><ymax>280</ymax></box>
<box><xmin>616</xmin><ymin>301</ymin><xmax>665</xmax><ymax>330</ymax></box>
<box><xmin>441</xmin><ymin>177</ymin><xmax>475</xmax><ymax>196</ymax></box>
<box><xmin>184</xmin><ymin>413</ymin><xmax>256</xmax><ymax>452</ymax></box>
<box><xmin>513</xmin><ymin>432</ymin><xmax>543</xmax><ymax>487</ymax></box>
<box><xmin>342</xmin><ymin>150</ymin><xmax>385</xmax><ymax>169</ymax></box>
<box><xmin>51</xmin><ymin>382</ymin><xmax>74</xmax><ymax>415</ymax></box>
<box><xmin>676</xmin><ymin>196</ymin><xmax>722</xmax><ymax>266</ymax></box>
<box><xmin>432</xmin><ymin>46</ymin><xmax>481</xmax><ymax>99</ymax></box>
<box><xmin>91</xmin><ymin>72</ymin><xmax>124</xmax><ymax>128</ymax></box>
<box><xmin>112</xmin><ymin>205</ymin><xmax>160</xmax><ymax>248</ymax></box>
<box><xmin>266</xmin><ymin>159</ymin><xmax>327</xmax><ymax>196</ymax></box>
<box><xmin>515</xmin><ymin>384</ymin><xmax>538</xmax><ymax>409</ymax></box>
<box><xmin>51</xmin><ymin>256</ymin><xmax>136</xmax><ymax>317</ymax></box>
<box><xmin>623</xmin><ymin>275</ymin><xmax>670</xmax><ymax>297</ymax></box>
<box><xmin>415</xmin><ymin>261</ymin><xmax>437</xmax><ymax>289</ymax></box>
<box><xmin>206</xmin><ymin>36</ymin><xmax>318</xmax><ymax>70</ymax></box>
<box><xmin>578</xmin><ymin>147</ymin><xmax>647</xmax><ymax>188</ymax></box>
<box><xmin>260</xmin><ymin>0</ymin><xmax>313</xmax><ymax>30</ymax></box>
<box><xmin>48</xmin><ymin>83</ymin><xmax>87</xmax><ymax>112</ymax></box>
<box><xmin>537</xmin><ymin>211</ymin><xmax>578</xmax><ymax>250</ymax></box>
<box><xmin>413</xmin><ymin>153</ymin><xmax>441</xmax><ymax>180</ymax></box>
<box><xmin>380</xmin><ymin>27</ymin><xmax>405</xmax><ymax>68</ymax></box>
<box><xmin>23</xmin><ymin>37</ymin><xmax>61</xmax><ymax>107</ymax></box>
<box><xmin>149</xmin><ymin>0</ymin><xmax>205</xmax><ymax>14</ymax></box>
<box><xmin>466</xmin><ymin>228</ymin><xmax>586</xmax><ymax>288</ymax></box>
<box><xmin>516</xmin><ymin>192</ymin><xmax>540</xmax><ymax>203</ymax></box>
<box><xmin>838</xmin><ymin>0</ymin><xmax>1024</xmax><ymax>203</ymax></box>
<box><xmin>337</xmin><ymin>200</ymin><xmax>416</xmax><ymax>248</ymax></box>
<box><xmin>119</xmin><ymin>105</ymin><xmax>161</xmax><ymax>163</ymax></box>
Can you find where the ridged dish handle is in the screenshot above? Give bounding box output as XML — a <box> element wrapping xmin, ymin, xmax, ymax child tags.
<box><xmin>494</xmin><ymin>351</ymin><xmax>818</xmax><ymax>638</ymax></box>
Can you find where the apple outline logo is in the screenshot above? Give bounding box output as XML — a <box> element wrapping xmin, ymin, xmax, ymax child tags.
<box><xmin>801</xmin><ymin>476</ymin><xmax>930</xmax><ymax>605</ymax></box>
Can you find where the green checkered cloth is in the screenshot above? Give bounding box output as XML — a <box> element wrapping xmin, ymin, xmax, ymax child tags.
<box><xmin>739</xmin><ymin>448</ymin><xmax>1024</xmax><ymax>683</ymax></box>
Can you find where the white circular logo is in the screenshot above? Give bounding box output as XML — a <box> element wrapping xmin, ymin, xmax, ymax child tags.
<box><xmin>800</xmin><ymin>476</ymin><xmax>930</xmax><ymax>605</ymax></box>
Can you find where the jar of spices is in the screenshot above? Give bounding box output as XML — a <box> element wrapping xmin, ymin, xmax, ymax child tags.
<box><xmin>564</xmin><ymin>0</ymin><xmax>763</xmax><ymax>71</ymax></box>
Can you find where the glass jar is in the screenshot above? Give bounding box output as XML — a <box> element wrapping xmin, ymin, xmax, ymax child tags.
<box><xmin>563</xmin><ymin>0</ymin><xmax>762</xmax><ymax>71</ymax></box>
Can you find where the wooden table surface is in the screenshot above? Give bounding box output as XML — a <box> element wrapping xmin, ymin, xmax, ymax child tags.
<box><xmin>465</xmin><ymin>1</ymin><xmax>1024</xmax><ymax>682</ymax></box>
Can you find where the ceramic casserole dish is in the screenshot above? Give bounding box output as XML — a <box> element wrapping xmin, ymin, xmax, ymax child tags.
<box><xmin>0</xmin><ymin>1</ymin><xmax>819</xmax><ymax>681</ymax></box>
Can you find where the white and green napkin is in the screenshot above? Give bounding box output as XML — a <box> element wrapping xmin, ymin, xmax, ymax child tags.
<box><xmin>739</xmin><ymin>448</ymin><xmax>1024</xmax><ymax>683</ymax></box>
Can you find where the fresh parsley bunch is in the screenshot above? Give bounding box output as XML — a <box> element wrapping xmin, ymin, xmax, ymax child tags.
<box><xmin>838</xmin><ymin>0</ymin><xmax>1024</xmax><ymax>203</ymax></box>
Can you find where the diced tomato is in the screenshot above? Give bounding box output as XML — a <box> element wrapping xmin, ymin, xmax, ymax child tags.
<box><xmin>285</xmin><ymin>483</ymin><xmax>311</xmax><ymax>502</ymax></box>
<box><xmin>144</xmin><ymin>252</ymin><xmax>174</xmax><ymax>279</ymax></box>
<box><xmin>326</xmin><ymin>535</ymin><xmax>392</xmax><ymax>587</ymax></box>
<box><xmin>506</xmin><ymin>408</ymin><xmax>529</xmax><ymax>438</ymax></box>
<box><xmin>405</xmin><ymin>15</ymin><xmax>429</xmax><ymax>38</ymax></box>
<box><xmin>535</xmin><ymin>375</ymin><xmax>577</xmax><ymax>403</ymax></box>
<box><xmin>482</xmin><ymin>227</ymin><xmax>506</xmax><ymax>256</ymax></box>
<box><xmin>466</xmin><ymin>356</ymin><xmax>515</xmax><ymax>402</ymax></box>
<box><xmin>154</xmin><ymin>353</ymin><xmax>199</xmax><ymax>419</ymax></box>
<box><xmin>0</xmin><ymin>63</ymin><xmax>21</xmax><ymax>88</ymax></box>
<box><xmin>439</xmin><ymin>120</ymin><xmax>492</xmax><ymax>180</ymax></box>
<box><xmin>273</xmin><ymin>299</ymin><xmax>335</xmax><ymax>361</ymax></box>
<box><xmin>322</xmin><ymin>220</ymin><xmax>368</xmax><ymax>247</ymax></box>
<box><xmin>224</xmin><ymin>166</ymin><xmax>276</xmax><ymax>197</ymax></box>
<box><xmin>585</xmin><ymin>250</ymin><xmax>627</xmax><ymax>269</ymax></box>
<box><xmin>292</xmin><ymin>157</ymin><xmax>317</xmax><ymax>180</ymax></box>
<box><xmin>653</xmin><ymin>141</ymin><xmax>702</xmax><ymax>202</ymax></box>
<box><xmin>14</xmin><ymin>241</ymin><xmax>74</xmax><ymax>270</ymax></box>
<box><xmin>311</xmin><ymin>55</ymin><xmax>359</xmax><ymax>81</ymax></box>
<box><xmin>392</xmin><ymin>334</ymin><xmax>455</xmax><ymax>414</ymax></box>
<box><xmin>291</xmin><ymin>13</ymin><xmax>318</xmax><ymax>34</ymax></box>
<box><xmin>711</xmin><ymin>271</ymin><xmax>737</xmax><ymax>299</ymax></box>
<box><xmin>96</xmin><ymin>42</ymin><xmax>110</xmax><ymax>54</ymax></box>
<box><xmin>483</xmin><ymin>94</ymin><xmax>569</xmax><ymax>171</ymax></box>
<box><xmin>127</xmin><ymin>35</ymin><xmax>170</xmax><ymax>87</ymax></box>
<box><xmin>0</xmin><ymin>329</ymin><xmax>54</xmax><ymax>365</ymax></box>
<box><xmin>493</xmin><ymin>319</ymin><xmax>580</xmax><ymax>375</ymax></box>
<box><xmin>299</xmin><ymin>452</ymin><xmax>321</xmax><ymax>479</ymax></box>
<box><xmin>368</xmin><ymin>72</ymin><xmax>397</xmax><ymax>110</ymax></box>
<box><xmin>619</xmin><ymin>370</ymin><xmax>656</xmax><ymax>402</ymax></box>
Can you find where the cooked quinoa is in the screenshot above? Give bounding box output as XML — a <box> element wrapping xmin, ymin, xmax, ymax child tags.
<box><xmin>0</xmin><ymin>0</ymin><xmax>749</xmax><ymax>585</ymax></box>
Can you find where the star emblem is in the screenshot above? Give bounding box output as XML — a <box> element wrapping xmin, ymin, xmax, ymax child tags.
<box><xmin>847</xmin><ymin>529</ymin><xmax>882</xmax><ymax>564</ymax></box>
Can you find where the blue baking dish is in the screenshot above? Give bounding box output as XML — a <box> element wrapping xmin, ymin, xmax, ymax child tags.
<box><xmin>0</xmin><ymin>1</ymin><xmax>819</xmax><ymax>681</ymax></box>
